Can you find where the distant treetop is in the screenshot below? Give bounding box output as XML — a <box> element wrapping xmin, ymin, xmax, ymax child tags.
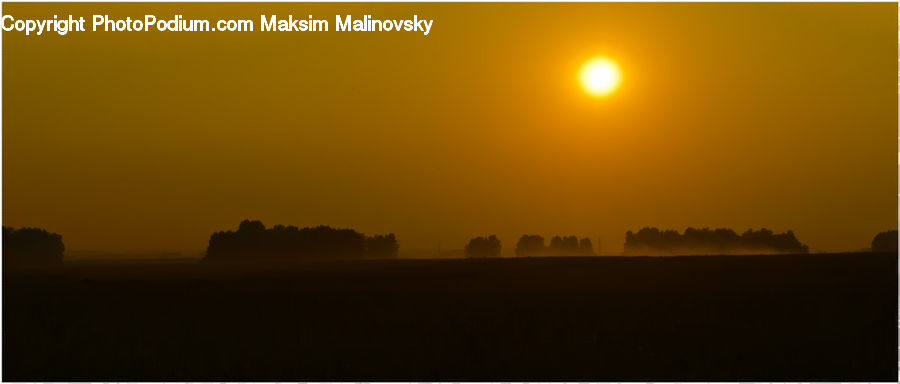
<box><xmin>624</xmin><ymin>227</ymin><xmax>809</xmax><ymax>256</ymax></box>
<box><xmin>205</xmin><ymin>220</ymin><xmax>398</xmax><ymax>261</ymax></box>
<box><xmin>515</xmin><ymin>234</ymin><xmax>595</xmax><ymax>257</ymax></box>
<box><xmin>465</xmin><ymin>235</ymin><xmax>501</xmax><ymax>258</ymax></box>
<box><xmin>871</xmin><ymin>230</ymin><xmax>898</xmax><ymax>253</ymax></box>
<box><xmin>3</xmin><ymin>226</ymin><xmax>65</xmax><ymax>268</ymax></box>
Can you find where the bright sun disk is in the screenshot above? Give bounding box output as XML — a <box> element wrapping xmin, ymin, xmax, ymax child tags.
<box><xmin>579</xmin><ymin>57</ymin><xmax>621</xmax><ymax>97</ymax></box>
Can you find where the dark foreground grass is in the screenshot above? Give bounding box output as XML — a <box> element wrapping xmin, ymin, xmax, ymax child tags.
<box><xmin>3</xmin><ymin>253</ymin><xmax>897</xmax><ymax>381</ymax></box>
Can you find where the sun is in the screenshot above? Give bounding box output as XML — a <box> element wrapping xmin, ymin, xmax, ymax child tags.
<box><xmin>579</xmin><ymin>57</ymin><xmax>622</xmax><ymax>97</ymax></box>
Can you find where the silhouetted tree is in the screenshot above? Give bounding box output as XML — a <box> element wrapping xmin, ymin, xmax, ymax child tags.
<box><xmin>3</xmin><ymin>226</ymin><xmax>64</xmax><ymax>268</ymax></box>
<box><xmin>549</xmin><ymin>236</ymin><xmax>562</xmax><ymax>252</ymax></box>
<box><xmin>578</xmin><ymin>238</ymin><xmax>595</xmax><ymax>256</ymax></box>
<box><xmin>515</xmin><ymin>234</ymin><xmax>596</xmax><ymax>257</ymax></box>
<box><xmin>549</xmin><ymin>235</ymin><xmax>580</xmax><ymax>256</ymax></box>
<box><xmin>515</xmin><ymin>235</ymin><xmax>545</xmax><ymax>257</ymax></box>
<box><xmin>465</xmin><ymin>235</ymin><xmax>501</xmax><ymax>258</ymax></box>
<box><xmin>366</xmin><ymin>234</ymin><xmax>399</xmax><ymax>258</ymax></box>
<box><xmin>624</xmin><ymin>227</ymin><xmax>809</xmax><ymax>255</ymax></box>
<box><xmin>205</xmin><ymin>220</ymin><xmax>394</xmax><ymax>261</ymax></box>
<box><xmin>871</xmin><ymin>230</ymin><xmax>898</xmax><ymax>253</ymax></box>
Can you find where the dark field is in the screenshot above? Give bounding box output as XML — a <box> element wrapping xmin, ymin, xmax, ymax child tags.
<box><xmin>4</xmin><ymin>253</ymin><xmax>897</xmax><ymax>381</ymax></box>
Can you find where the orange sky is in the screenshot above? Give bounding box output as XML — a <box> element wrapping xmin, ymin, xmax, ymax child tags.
<box><xmin>3</xmin><ymin>3</ymin><xmax>897</xmax><ymax>256</ymax></box>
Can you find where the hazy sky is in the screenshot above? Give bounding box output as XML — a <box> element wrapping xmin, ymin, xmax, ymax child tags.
<box><xmin>3</xmin><ymin>3</ymin><xmax>896</xmax><ymax>256</ymax></box>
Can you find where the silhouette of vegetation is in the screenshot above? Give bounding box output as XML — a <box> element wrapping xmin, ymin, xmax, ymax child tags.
<box><xmin>365</xmin><ymin>234</ymin><xmax>399</xmax><ymax>259</ymax></box>
<box><xmin>205</xmin><ymin>220</ymin><xmax>398</xmax><ymax>260</ymax></box>
<box><xmin>871</xmin><ymin>230</ymin><xmax>897</xmax><ymax>253</ymax></box>
<box><xmin>579</xmin><ymin>238</ymin><xmax>595</xmax><ymax>256</ymax></box>
<box><xmin>2</xmin><ymin>226</ymin><xmax>65</xmax><ymax>268</ymax></box>
<box><xmin>550</xmin><ymin>235</ymin><xmax>579</xmax><ymax>255</ymax></box>
<box><xmin>465</xmin><ymin>235</ymin><xmax>501</xmax><ymax>258</ymax></box>
<box><xmin>515</xmin><ymin>234</ymin><xmax>595</xmax><ymax>256</ymax></box>
<box><xmin>515</xmin><ymin>235</ymin><xmax>545</xmax><ymax>257</ymax></box>
<box><xmin>624</xmin><ymin>227</ymin><xmax>809</xmax><ymax>255</ymax></box>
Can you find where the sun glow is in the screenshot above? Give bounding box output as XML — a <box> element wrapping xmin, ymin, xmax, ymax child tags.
<box><xmin>579</xmin><ymin>57</ymin><xmax>621</xmax><ymax>97</ymax></box>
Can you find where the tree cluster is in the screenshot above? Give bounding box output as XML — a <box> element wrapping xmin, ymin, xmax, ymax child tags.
<box><xmin>515</xmin><ymin>235</ymin><xmax>595</xmax><ymax>257</ymax></box>
<box><xmin>205</xmin><ymin>220</ymin><xmax>398</xmax><ymax>260</ymax></box>
<box><xmin>465</xmin><ymin>235</ymin><xmax>501</xmax><ymax>258</ymax></box>
<box><xmin>2</xmin><ymin>226</ymin><xmax>65</xmax><ymax>267</ymax></box>
<box><xmin>871</xmin><ymin>230</ymin><xmax>897</xmax><ymax>253</ymax></box>
<box><xmin>624</xmin><ymin>227</ymin><xmax>809</xmax><ymax>255</ymax></box>
<box><xmin>365</xmin><ymin>234</ymin><xmax>400</xmax><ymax>259</ymax></box>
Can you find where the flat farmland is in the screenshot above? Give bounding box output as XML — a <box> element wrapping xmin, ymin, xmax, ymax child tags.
<box><xmin>3</xmin><ymin>253</ymin><xmax>896</xmax><ymax>381</ymax></box>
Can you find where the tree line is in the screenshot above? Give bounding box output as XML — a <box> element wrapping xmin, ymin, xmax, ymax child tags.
<box><xmin>623</xmin><ymin>227</ymin><xmax>809</xmax><ymax>255</ymax></box>
<box><xmin>204</xmin><ymin>220</ymin><xmax>399</xmax><ymax>260</ymax></box>
<box><xmin>514</xmin><ymin>235</ymin><xmax>595</xmax><ymax>257</ymax></box>
<box><xmin>465</xmin><ymin>227</ymin><xmax>833</xmax><ymax>257</ymax></box>
<box><xmin>2</xmin><ymin>223</ymin><xmax>897</xmax><ymax>266</ymax></box>
<box><xmin>464</xmin><ymin>235</ymin><xmax>596</xmax><ymax>258</ymax></box>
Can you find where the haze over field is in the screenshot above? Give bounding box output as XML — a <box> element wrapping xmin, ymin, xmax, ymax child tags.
<box><xmin>3</xmin><ymin>3</ymin><xmax>896</xmax><ymax>257</ymax></box>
